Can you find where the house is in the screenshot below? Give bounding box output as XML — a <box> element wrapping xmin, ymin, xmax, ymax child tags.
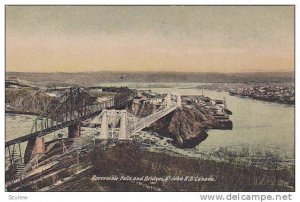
<box><xmin>149</xmin><ymin>98</ymin><xmax>163</xmax><ymax>105</ymax></box>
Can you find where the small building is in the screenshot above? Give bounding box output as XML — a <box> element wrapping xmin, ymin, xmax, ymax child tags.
<box><xmin>149</xmin><ymin>98</ymin><xmax>163</xmax><ymax>105</ymax></box>
<box><xmin>90</xmin><ymin>88</ymin><xmax>103</xmax><ymax>93</ymax></box>
<box><xmin>215</xmin><ymin>100</ymin><xmax>224</xmax><ymax>105</ymax></box>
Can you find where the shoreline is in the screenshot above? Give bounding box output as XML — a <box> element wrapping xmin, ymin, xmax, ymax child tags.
<box><xmin>5</xmin><ymin>111</ymin><xmax>40</xmax><ymax>116</ymax></box>
<box><xmin>229</xmin><ymin>94</ymin><xmax>295</xmax><ymax>106</ymax></box>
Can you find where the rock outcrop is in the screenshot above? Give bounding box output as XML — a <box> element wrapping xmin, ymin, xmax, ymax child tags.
<box><xmin>150</xmin><ymin>107</ymin><xmax>209</xmax><ymax>148</ymax></box>
<box><xmin>127</xmin><ymin>100</ymin><xmax>233</xmax><ymax>148</ymax></box>
<box><xmin>5</xmin><ymin>88</ymin><xmax>53</xmax><ymax>115</ymax></box>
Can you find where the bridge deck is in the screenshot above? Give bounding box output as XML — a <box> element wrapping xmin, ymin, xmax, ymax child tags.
<box><xmin>129</xmin><ymin>105</ymin><xmax>177</xmax><ymax>135</ymax></box>
<box><xmin>5</xmin><ymin>95</ymin><xmax>134</xmax><ymax>147</ymax></box>
<box><xmin>5</xmin><ymin>111</ymin><xmax>102</xmax><ymax>147</ymax></box>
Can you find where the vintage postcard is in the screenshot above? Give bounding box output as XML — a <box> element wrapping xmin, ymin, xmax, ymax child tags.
<box><xmin>5</xmin><ymin>5</ymin><xmax>295</xmax><ymax>193</ymax></box>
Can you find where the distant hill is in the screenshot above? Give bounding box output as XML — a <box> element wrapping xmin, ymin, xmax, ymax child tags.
<box><xmin>6</xmin><ymin>71</ymin><xmax>294</xmax><ymax>86</ymax></box>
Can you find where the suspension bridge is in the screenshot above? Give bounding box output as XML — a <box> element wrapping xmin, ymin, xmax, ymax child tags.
<box><xmin>90</xmin><ymin>93</ymin><xmax>181</xmax><ymax>140</ymax></box>
<box><xmin>5</xmin><ymin>87</ymin><xmax>135</xmax><ymax>167</ymax></box>
<box><xmin>5</xmin><ymin>87</ymin><xmax>181</xmax><ymax>175</ymax></box>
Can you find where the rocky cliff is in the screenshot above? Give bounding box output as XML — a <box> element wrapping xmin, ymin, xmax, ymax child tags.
<box><xmin>5</xmin><ymin>88</ymin><xmax>53</xmax><ymax>115</ymax></box>
<box><xmin>7</xmin><ymin>140</ymin><xmax>294</xmax><ymax>192</ymax></box>
<box><xmin>127</xmin><ymin>100</ymin><xmax>233</xmax><ymax>148</ymax></box>
<box><xmin>150</xmin><ymin>107</ymin><xmax>209</xmax><ymax>148</ymax></box>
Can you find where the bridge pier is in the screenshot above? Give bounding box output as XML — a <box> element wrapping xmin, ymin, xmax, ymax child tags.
<box><xmin>34</xmin><ymin>136</ymin><xmax>46</xmax><ymax>154</ymax></box>
<box><xmin>24</xmin><ymin>138</ymin><xmax>35</xmax><ymax>164</ymax></box>
<box><xmin>68</xmin><ymin>122</ymin><xmax>81</xmax><ymax>138</ymax></box>
<box><xmin>24</xmin><ymin>136</ymin><xmax>45</xmax><ymax>164</ymax></box>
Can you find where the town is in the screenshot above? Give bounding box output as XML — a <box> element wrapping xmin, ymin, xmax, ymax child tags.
<box><xmin>228</xmin><ymin>83</ymin><xmax>295</xmax><ymax>105</ymax></box>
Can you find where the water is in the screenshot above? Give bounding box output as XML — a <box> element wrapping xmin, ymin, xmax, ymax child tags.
<box><xmin>146</xmin><ymin>87</ymin><xmax>294</xmax><ymax>162</ymax></box>
<box><xmin>5</xmin><ymin>114</ymin><xmax>96</xmax><ymax>159</ymax></box>
<box><xmin>5</xmin><ymin>83</ymin><xmax>295</xmax><ymax>165</ymax></box>
<box><xmin>5</xmin><ymin>114</ymin><xmax>37</xmax><ymax>142</ymax></box>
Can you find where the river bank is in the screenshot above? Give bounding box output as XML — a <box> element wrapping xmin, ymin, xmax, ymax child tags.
<box><xmin>6</xmin><ymin>85</ymin><xmax>233</xmax><ymax>150</ymax></box>
<box><xmin>5</xmin><ymin>86</ymin><xmax>294</xmax><ymax>164</ymax></box>
<box><xmin>5</xmin><ymin>83</ymin><xmax>294</xmax><ymax>192</ymax></box>
<box><xmin>6</xmin><ymin>140</ymin><xmax>295</xmax><ymax>192</ymax></box>
<box><xmin>127</xmin><ymin>93</ymin><xmax>232</xmax><ymax>148</ymax></box>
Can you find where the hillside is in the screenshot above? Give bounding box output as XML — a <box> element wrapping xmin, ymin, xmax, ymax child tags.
<box><xmin>6</xmin><ymin>71</ymin><xmax>295</xmax><ymax>86</ymax></box>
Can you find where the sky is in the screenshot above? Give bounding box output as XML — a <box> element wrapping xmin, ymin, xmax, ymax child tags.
<box><xmin>6</xmin><ymin>6</ymin><xmax>294</xmax><ymax>73</ymax></box>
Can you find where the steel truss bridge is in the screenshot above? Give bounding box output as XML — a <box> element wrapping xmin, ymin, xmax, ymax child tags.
<box><xmin>5</xmin><ymin>87</ymin><xmax>135</xmax><ymax>167</ymax></box>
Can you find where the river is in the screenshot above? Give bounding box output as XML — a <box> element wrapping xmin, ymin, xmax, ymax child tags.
<box><xmin>5</xmin><ymin>83</ymin><xmax>295</xmax><ymax>165</ymax></box>
<box><xmin>147</xmin><ymin>86</ymin><xmax>294</xmax><ymax>163</ymax></box>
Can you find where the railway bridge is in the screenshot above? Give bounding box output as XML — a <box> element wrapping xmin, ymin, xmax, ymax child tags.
<box><xmin>5</xmin><ymin>87</ymin><xmax>181</xmax><ymax>175</ymax></box>
<box><xmin>5</xmin><ymin>87</ymin><xmax>134</xmax><ymax>166</ymax></box>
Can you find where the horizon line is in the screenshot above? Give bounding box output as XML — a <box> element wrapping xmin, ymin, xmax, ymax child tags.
<box><xmin>6</xmin><ymin>70</ymin><xmax>295</xmax><ymax>74</ymax></box>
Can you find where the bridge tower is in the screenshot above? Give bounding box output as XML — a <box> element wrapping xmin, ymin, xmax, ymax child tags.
<box><xmin>177</xmin><ymin>94</ymin><xmax>182</xmax><ymax>107</ymax></box>
<box><xmin>223</xmin><ymin>96</ymin><xmax>227</xmax><ymax>109</ymax></box>
<box><xmin>119</xmin><ymin>110</ymin><xmax>127</xmax><ymax>140</ymax></box>
<box><xmin>166</xmin><ymin>93</ymin><xmax>172</xmax><ymax>108</ymax></box>
<box><xmin>100</xmin><ymin>110</ymin><xmax>108</xmax><ymax>139</ymax></box>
